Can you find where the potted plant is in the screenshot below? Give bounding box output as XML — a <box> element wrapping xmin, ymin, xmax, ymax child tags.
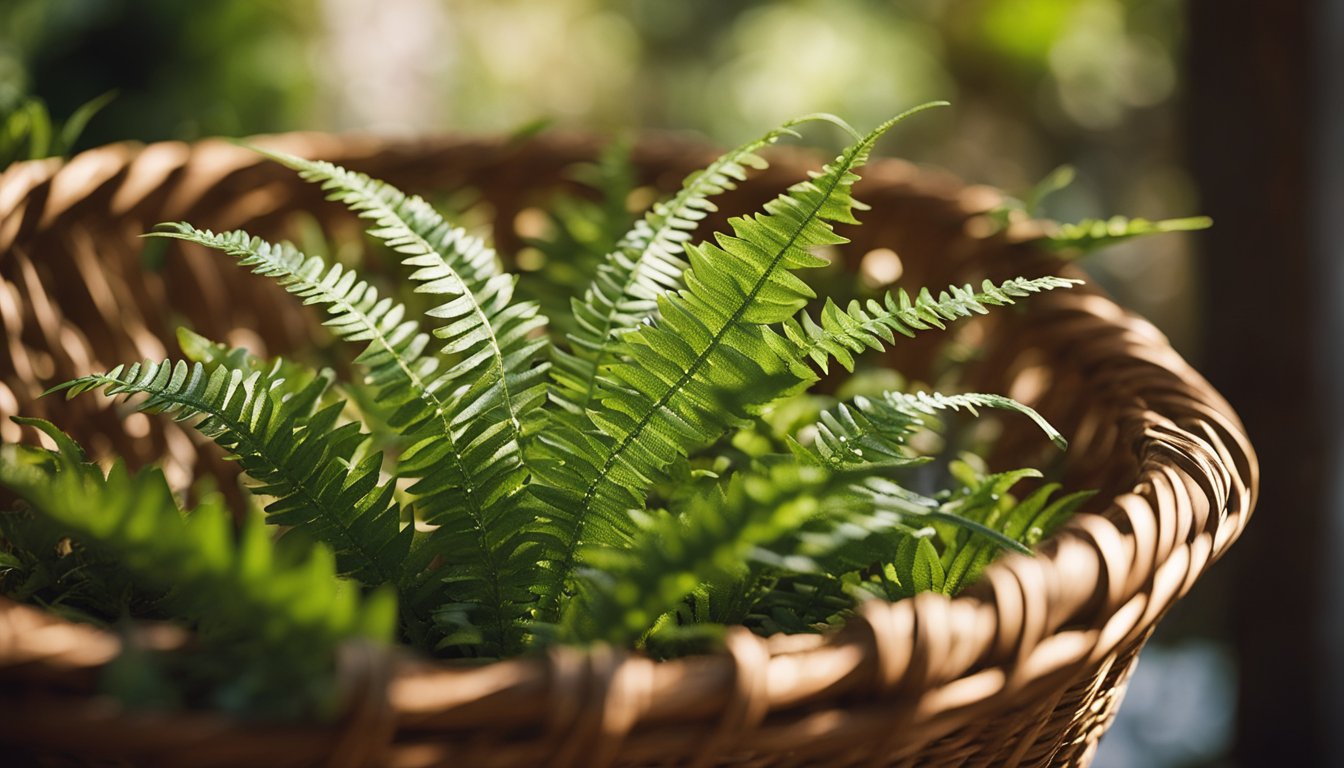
<box><xmin>0</xmin><ymin>107</ymin><xmax>1256</xmax><ymax>766</ymax></box>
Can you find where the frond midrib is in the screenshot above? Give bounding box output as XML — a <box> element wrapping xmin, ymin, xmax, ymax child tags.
<box><xmin>574</xmin><ymin>152</ymin><xmax>748</xmax><ymax>410</ymax></box>
<box><xmin>568</xmin><ymin>143</ymin><xmax>861</xmax><ymax>567</ymax></box>
<box><xmin>305</xmin><ymin>164</ymin><xmax>523</xmax><ymax>434</ymax></box>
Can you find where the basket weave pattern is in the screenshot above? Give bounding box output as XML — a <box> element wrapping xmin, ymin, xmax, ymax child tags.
<box><xmin>0</xmin><ymin>134</ymin><xmax>1256</xmax><ymax>767</ymax></box>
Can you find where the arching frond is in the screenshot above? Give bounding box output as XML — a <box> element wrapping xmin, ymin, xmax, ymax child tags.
<box><xmin>533</xmin><ymin>107</ymin><xmax>948</xmax><ymax>619</ymax></box>
<box><xmin>254</xmin><ymin>149</ymin><xmax>550</xmax><ymax>444</ymax></box>
<box><xmin>243</xmin><ymin>153</ymin><xmax>557</xmax><ymax>654</ymax></box>
<box><xmin>49</xmin><ymin>360</ymin><xmax>409</xmax><ymax>588</ymax></box>
<box><xmin>801</xmin><ymin>389</ymin><xmax>1067</xmax><ymax>470</ymax></box>
<box><xmin>151</xmin><ymin>226</ymin><xmax>538</xmax><ymax>654</ymax></box>
<box><xmin>1044</xmin><ymin>215</ymin><xmax>1212</xmax><ymax>255</ymax></box>
<box><xmin>552</xmin><ymin>117</ymin><xmax>824</xmax><ymax>416</ymax></box>
<box><xmin>776</xmin><ymin>276</ymin><xmax>1081</xmax><ymax>375</ymax></box>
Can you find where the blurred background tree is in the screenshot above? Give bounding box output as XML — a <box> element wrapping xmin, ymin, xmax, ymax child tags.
<box><xmin>4</xmin><ymin>1</ymin><xmax>1286</xmax><ymax>765</ymax></box>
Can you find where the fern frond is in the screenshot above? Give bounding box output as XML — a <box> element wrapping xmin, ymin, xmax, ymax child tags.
<box><xmin>552</xmin><ymin>117</ymin><xmax>820</xmax><ymax>416</ymax></box>
<box><xmin>254</xmin><ymin>149</ymin><xmax>550</xmax><ymax>442</ymax></box>
<box><xmin>155</xmin><ymin>220</ymin><xmax>540</xmax><ymax>654</ymax></box>
<box><xmin>802</xmin><ymin>390</ymin><xmax>1066</xmax><ymax>470</ymax></box>
<box><xmin>934</xmin><ymin>460</ymin><xmax>1094</xmax><ymax>594</ymax></box>
<box><xmin>533</xmin><ymin>108</ymin><xmax>946</xmax><ymax>619</ymax></box>
<box><xmin>0</xmin><ymin>420</ymin><xmax>395</xmax><ymax>717</ymax></box>
<box><xmin>572</xmin><ymin>461</ymin><xmax>847</xmax><ymax>645</ymax></box>
<box><xmin>256</xmin><ymin>147</ymin><xmax>502</xmax><ymax>294</ymax></box>
<box><xmin>48</xmin><ymin>359</ymin><xmax>409</xmax><ymax>588</ymax></box>
<box><xmin>1043</xmin><ymin>215</ymin><xmax>1212</xmax><ymax>255</ymax></box>
<box><xmin>152</xmin><ymin>227</ymin><xmax>446</xmax><ymax>431</ymax></box>
<box><xmin>776</xmin><ymin>276</ymin><xmax>1081</xmax><ymax>375</ymax></box>
<box><xmin>239</xmin><ymin>154</ymin><xmax>555</xmax><ymax>653</ymax></box>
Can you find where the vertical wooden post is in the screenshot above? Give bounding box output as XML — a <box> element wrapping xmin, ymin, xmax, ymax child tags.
<box><xmin>1187</xmin><ymin>0</ymin><xmax>1334</xmax><ymax>764</ymax></box>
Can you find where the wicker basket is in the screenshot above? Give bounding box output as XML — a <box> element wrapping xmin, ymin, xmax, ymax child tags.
<box><xmin>0</xmin><ymin>133</ymin><xmax>1257</xmax><ymax>767</ymax></box>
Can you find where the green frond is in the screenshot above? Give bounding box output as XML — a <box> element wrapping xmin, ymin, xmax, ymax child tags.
<box><xmin>777</xmin><ymin>276</ymin><xmax>1082</xmax><ymax>375</ymax></box>
<box><xmin>0</xmin><ymin>421</ymin><xmax>395</xmax><ymax>717</ymax></box>
<box><xmin>151</xmin><ymin>227</ymin><xmax>445</xmax><ymax>434</ymax></box>
<box><xmin>572</xmin><ymin>461</ymin><xmax>847</xmax><ymax>646</ymax></box>
<box><xmin>48</xmin><ymin>359</ymin><xmax>409</xmax><ymax>589</ymax></box>
<box><xmin>150</xmin><ymin>225</ymin><xmax>539</xmax><ymax>654</ymax></box>
<box><xmin>253</xmin><ymin>149</ymin><xmax>550</xmax><ymax>444</ymax></box>
<box><xmin>551</xmin><ymin>117</ymin><xmax>817</xmax><ymax>416</ymax></box>
<box><xmin>237</xmin><ymin>153</ymin><xmax>556</xmax><ymax>654</ymax></box>
<box><xmin>802</xmin><ymin>389</ymin><xmax>1067</xmax><ymax>470</ymax></box>
<box><xmin>934</xmin><ymin>460</ymin><xmax>1094</xmax><ymax>595</ymax></box>
<box><xmin>534</xmin><ymin>108</ymin><xmax>947</xmax><ymax>620</ymax></box>
<box><xmin>254</xmin><ymin>147</ymin><xmax>503</xmax><ymax>295</ymax></box>
<box><xmin>1043</xmin><ymin>215</ymin><xmax>1212</xmax><ymax>255</ymax></box>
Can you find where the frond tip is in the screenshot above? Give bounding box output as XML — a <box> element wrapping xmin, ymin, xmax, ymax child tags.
<box><xmin>777</xmin><ymin>276</ymin><xmax>1083</xmax><ymax>375</ymax></box>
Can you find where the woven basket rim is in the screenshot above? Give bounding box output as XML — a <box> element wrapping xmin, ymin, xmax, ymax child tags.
<box><xmin>0</xmin><ymin>132</ymin><xmax>1258</xmax><ymax>767</ymax></box>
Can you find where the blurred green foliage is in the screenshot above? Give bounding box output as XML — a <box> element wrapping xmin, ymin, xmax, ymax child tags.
<box><xmin>0</xmin><ymin>90</ymin><xmax>112</xmax><ymax>167</ymax></box>
<box><xmin>0</xmin><ymin>0</ymin><xmax>319</xmax><ymax>146</ymax></box>
<box><xmin>0</xmin><ymin>0</ymin><xmax>1199</xmax><ymax>349</ymax></box>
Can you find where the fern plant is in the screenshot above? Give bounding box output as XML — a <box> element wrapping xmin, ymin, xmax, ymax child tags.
<box><xmin>0</xmin><ymin>106</ymin><xmax>1166</xmax><ymax>718</ymax></box>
